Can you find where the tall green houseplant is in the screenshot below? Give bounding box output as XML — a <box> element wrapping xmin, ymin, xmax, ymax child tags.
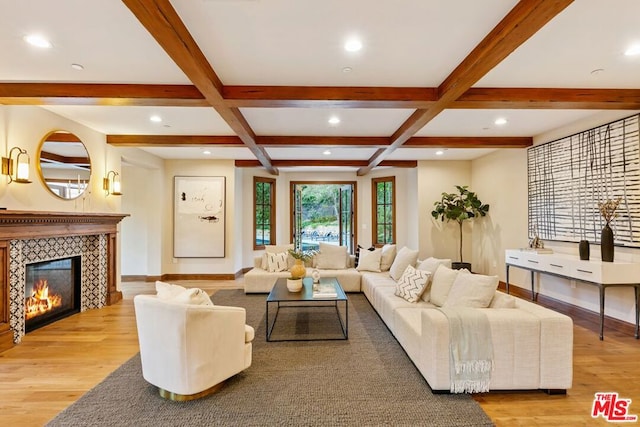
<box><xmin>431</xmin><ymin>185</ymin><xmax>489</xmax><ymax>267</ymax></box>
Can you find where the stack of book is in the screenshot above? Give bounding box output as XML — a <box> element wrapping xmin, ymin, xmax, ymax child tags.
<box><xmin>312</xmin><ymin>282</ymin><xmax>337</xmax><ymax>298</ymax></box>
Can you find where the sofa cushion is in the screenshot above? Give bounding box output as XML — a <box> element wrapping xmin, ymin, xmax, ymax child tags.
<box><xmin>443</xmin><ymin>269</ymin><xmax>499</xmax><ymax>308</ymax></box>
<box><xmin>429</xmin><ymin>265</ymin><xmax>460</xmax><ymax>307</ymax></box>
<box><xmin>389</xmin><ymin>246</ymin><xmax>419</xmax><ymax>280</ymax></box>
<box><xmin>394</xmin><ymin>265</ymin><xmax>431</xmax><ymax>303</ymax></box>
<box><xmin>316</xmin><ymin>242</ymin><xmax>348</xmax><ymax>269</ymax></box>
<box><xmin>355</xmin><ymin>245</ymin><xmax>374</xmax><ymax>267</ymax></box>
<box><xmin>356</xmin><ymin>248</ymin><xmax>382</xmax><ymax>272</ymax></box>
<box><xmin>489</xmin><ymin>291</ymin><xmax>517</xmax><ymax>308</ymax></box>
<box><xmin>267</xmin><ymin>252</ymin><xmax>289</xmax><ymax>272</ymax></box>
<box><xmin>380</xmin><ymin>244</ymin><xmax>397</xmax><ymax>271</ymax></box>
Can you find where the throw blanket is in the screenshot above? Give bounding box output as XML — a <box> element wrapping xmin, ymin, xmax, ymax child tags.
<box><xmin>438</xmin><ymin>307</ymin><xmax>494</xmax><ymax>393</ymax></box>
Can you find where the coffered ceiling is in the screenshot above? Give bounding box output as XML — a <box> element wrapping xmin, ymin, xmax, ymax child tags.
<box><xmin>1</xmin><ymin>0</ymin><xmax>639</xmax><ymax>174</ymax></box>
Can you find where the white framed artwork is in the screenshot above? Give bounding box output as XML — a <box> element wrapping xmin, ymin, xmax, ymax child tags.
<box><xmin>173</xmin><ymin>176</ymin><xmax>225</xmax><ymax>258</ymax></box>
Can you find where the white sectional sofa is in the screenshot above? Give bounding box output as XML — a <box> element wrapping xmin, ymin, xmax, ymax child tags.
<box><xmin>361</xmin><ymin>269</ymin><xmax>573</xmax><ymax>393</ymax></box>
<box><xmin>244</xmin><ymin>243</ymin><xmax>574</xmax><ymax>394</ymax></box>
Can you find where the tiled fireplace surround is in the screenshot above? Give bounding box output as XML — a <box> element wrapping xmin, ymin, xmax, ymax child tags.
<box><xmin>0</xmin><ymin>211</ymin><xmax>128</xmax><ymax>352</ymax></box>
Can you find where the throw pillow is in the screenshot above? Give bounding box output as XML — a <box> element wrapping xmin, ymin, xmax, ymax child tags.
<box><xmin>489</xmin><ymin>291</ymin><xmax>517</xmax><ymax>309</ymax></box>
<box><xmin>380</xmin><ymin>244</ymin><xmax>397</xmax><ymax>271</ymax></box>
<box><xmin>429</xmin><ymin>265</ymin><xmax>461</xmax><ymax>306</ymax></box>
<box><xmin>417</xmin><ymin>257</ymin><xmax>452</xmax><ymax>274</ymax></box>
<box><xmin>394</xmin><ymin>265</ymin><xmax>431</xmax><ymax>303</ymax></box>
<box><xmin>316</xmin><ymin>242</ymin><xmax>348</xmax><ymax>269</ymax></box>
<box><xmin>356</xmin><ymin>248</ymin><xmax>382</xmax><ymax>272</ymax></box>
<box><xmin>355</xmin><ymin>245</ymin><xmax>375</xmax><ymax>267</ymax></box>
<box><xmin>172</xmin><ymin>287</ymin><xmax>214</xmax><ymax>306</ymax></box>
<box><xmin>443</xmin><ymin>270</ymin><xmax>499</xmax><ymax>308</ymax></box>
<box><xmin>267</xmin><ymin>252</ymin><xmax>289</xmax><ymax>272</ymax></box>
<box><xmin>155</xmin><ymin>281</ymin><xmax>186</xmax><ymax>300</ymax></box>
<box><xmin>389</xmin><ymin>246</ymin><xmax>419</xmax><ymax>281</ymax></box>
<box><xmin>261</xmin><ymin>244</ymin><xmax>295</xmax><ymax>269</ymax></box>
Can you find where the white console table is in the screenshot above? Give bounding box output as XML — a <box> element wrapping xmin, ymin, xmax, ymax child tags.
<box><xmin>505</xmin><ymin>249</ymin><xmax>640</xmax><ymax>340</ymax></box>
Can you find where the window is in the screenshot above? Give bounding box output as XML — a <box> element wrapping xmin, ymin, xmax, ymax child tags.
<box><xmin>372</xmin><ymin>176</ymin><xmax>395</xmax><ymax>246</ymax></box>
<box><xmin>254</xmin><ymin>177</ymin><xmax>276</xmax><ymax>250</ymax></box>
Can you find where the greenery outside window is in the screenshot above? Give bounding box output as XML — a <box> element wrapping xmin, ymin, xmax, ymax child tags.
<box><xmin>372</xmin><ymin>176</ymin><xmax>395</xmax><ymax>246</ymax></box>
<box><xmin>254</xmin><ymin>177</ymin><xmax>275</xmax><ymax>250</ymax></box>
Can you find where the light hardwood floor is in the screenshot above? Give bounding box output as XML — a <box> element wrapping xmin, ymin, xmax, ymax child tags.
<box><xmin>0</xmin><ymin>279</ymin><xmax>638</xmax><ymax>427</ymax></box>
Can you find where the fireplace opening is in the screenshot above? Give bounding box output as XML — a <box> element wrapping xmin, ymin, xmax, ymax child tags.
<box><xmin>25</xmin><ymin>256</ymin><xmax>81</xmax><ymax>333</ymax></box>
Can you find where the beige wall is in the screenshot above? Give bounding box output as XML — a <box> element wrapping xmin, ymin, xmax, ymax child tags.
<box><xmin>472</xmin><ymin>111</ymin><xmax>640</xmax><ymax>324</ymax></box>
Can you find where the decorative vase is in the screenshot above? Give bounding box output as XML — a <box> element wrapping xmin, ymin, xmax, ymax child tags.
<box><xmin>601</xmin><ymin>223</ymin><xmax>614</xmax><ymax>262</ymax></box>
<box><xmin>579</xmin><ymin>240</ymin><xmax>590</xmax><ymax>260</ymax></box>
<box><xmin>290</xmin><ymin>259</ymin><xmax>307</xmax><ymax>280</ymax></box>
<box><xmin>311</xmin><ymin>268</ymin><xmax>320</xmax><ymax>283</ymax></box>
<box><xmin>286</xmin><ymin>278</ymin><xmax>303</xmax><ymax>292</ymax></box>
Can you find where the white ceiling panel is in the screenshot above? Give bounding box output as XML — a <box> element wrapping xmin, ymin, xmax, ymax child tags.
<box><xmin>477</xmin><ymin>0</ymin><xmax>640</xmax><ymax>88</ymax></box>
<box><xmin>416</xmin><ymin>109</ymin><xmax>609</xmax><ymax>137</ymax></box>
<box><xmin>241</xmin><ymin>108</ymin><xmax>414</xmax><ymax>136</ymax></box>
<box><xmin>388</xmin><ymin>147</ymin><xmax>497</xmax><ymax>162</ymax></box>
<box><xmin>0</xmin><ymin>1</ymin><xmax>188</xmax><ymax>84</ymax></box>
<box><xmin>265</xmin><ymin>147</ymin><xmax>377</xmax><ymax>161</ymax></box>
<box><xmin>173</xmin><ymin>0</ymin><xmax>519</xmax><ymax>86</ymax></box>
<box><xmin>41</xmin><ymin>106</ymin><xmax>235</xmax><ymax>135</ymax></box>
<box><xmin>140</xmin><ymin>146</ymin><xmax>255</xmax><ymax>160</ymax></box>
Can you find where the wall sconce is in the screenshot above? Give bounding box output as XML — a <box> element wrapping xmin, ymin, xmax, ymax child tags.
<box><xmin>103</xmin><ymin>170</ymin><xmax>122</xmax><ymax>196</ymax></box>
<box><xmin>1</xmin><ymin>147</ymin><xmax>32</xmax><ymax>184</ymax></box>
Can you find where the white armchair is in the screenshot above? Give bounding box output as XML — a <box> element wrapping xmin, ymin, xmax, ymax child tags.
<box><xmin>133</xmin><ymin>294</ymin><xmax>254</xmax><ymax>401</ymax></box>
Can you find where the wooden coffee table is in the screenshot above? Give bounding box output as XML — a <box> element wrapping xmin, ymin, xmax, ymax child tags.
<box><xmin>266</xmin><ymin>277</ymin><xmax>348</xmax><ymax>342</ymax></box>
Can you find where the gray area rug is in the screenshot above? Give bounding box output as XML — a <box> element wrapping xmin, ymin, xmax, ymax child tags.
<box><xmin>47</xmin><ymin>290</ymin><xmax>494</xmax><ymax>426</ymax></box>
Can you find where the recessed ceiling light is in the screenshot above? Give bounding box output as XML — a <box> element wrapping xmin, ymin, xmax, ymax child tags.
<box><xmin>624</xmin><ymin>44</ymin><xmax>640</xmax><ymax>56</ymax></box>
<box><xmin>590</xmin><ymin>68</ymin><xmax>604</xmax><ymax>75</ymax></box>
<box><xmin>494</xmin><ymin>117</ymin><xmax>508</xmax><ymax>126</ymax></box>
<box><xmin>328</xmin><ymin>116</ymin><xmax>340</xmax><ymax>125</ymax></box>
<box><xmin>150</xmin><ymin>115</ymin><xmax>162</xmax><ymax>123</ymax></box>
<box><xmin>24</xmin><ymin>34</ymin><xmax>52</xmax><ymax>48</ymax></box>
<box><xmin>344</xmin><ymin>38</ymin><xmax>362</xmax><ymax>52</ymax></box>
<box><xmin>71</xmin><ymin>63</ymin><xmax>84</xmax><ymax>71</ymax></box>
<box><xmin>435</xmin><ymin>150</ymin><xmax>444</xmax><ymax>156</ymax></box>
<box><xmin>203</xmin><ymin>150</ymin><xmax>211</xmax><ymax>155</ymax></box>
<box><xmin>323</xmin><ymin>150</ymin><xmax>332</xmax><ymax>156</ymax></box>
<box><xmin>342</xmin><ymin>66</ymin><xmax>353</xmax><ymax>73</ymax></box>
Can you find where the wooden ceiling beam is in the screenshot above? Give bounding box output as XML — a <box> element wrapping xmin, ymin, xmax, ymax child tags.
<box><xmin>454</xmin><ymin>87</ymin><xmax>640</xmax><ymax>109</ymax></box>
<box><xmin>358</xmin><ymin>0</ymin><xmax>574</xmax><ymax>175</ymax></box>
<box><xmin>223</xmin><ymin>86</ymin><xmax>437</xmax><ymax>108</ymax></box>
<box><xmin>107</xmin><ymin>135</ymin><xmax>244</xmax><ymax>147</ymax></box>
<box><xmin>122</xmin><ymin>0</ymin><xmax>277</xmax><ymax>174</ymax></box>
<box><xmin>235</xmin><ymin>160</ymin><xmax>417</xmax><ymax>168</ymax></box>
<box><xmin>2</xmin><ymin>83</ymin><xmax>639</xmax><ymax>110</ymax></box>
<box><xmin>0</xmin><ymin>83</ymin><xmax>207</xmax><ymax>107</ymax></box>
<box><xmin>404</xmin><ymin>136</ymin><xmax>532</xmax><ymax>148</ymax></box>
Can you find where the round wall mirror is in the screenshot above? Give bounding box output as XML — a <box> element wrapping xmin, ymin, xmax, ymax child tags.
<box><xmin>37</xmin><ymin>131</ymin><xmax>91</xmax><ymax>199</ymax></box>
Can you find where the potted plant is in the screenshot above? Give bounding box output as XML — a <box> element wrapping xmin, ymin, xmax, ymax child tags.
<box><xmin>431</xmin><ymin>185</ymin><xmax>489</xmax><ymax>271</ymax></box>
<box><xmin>286</xmin><ymin>249</ymin><xmax>316</xmax><ymax>291</ymax></box>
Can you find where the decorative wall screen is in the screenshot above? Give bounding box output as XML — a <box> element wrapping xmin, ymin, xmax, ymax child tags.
<box><xmin>528</xmin><ymin>114</ymin><xmax>640</xmax><ymax>247</ymax></box>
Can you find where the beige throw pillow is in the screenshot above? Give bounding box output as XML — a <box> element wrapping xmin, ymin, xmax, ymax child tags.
<box><xmin>261</xmin><ymin>244</ymin><xmax>295</xmax><ymax>269</ymax></box>
<box><xmin>155</xmin><ymin>281</ymin><xmax>186</xmax><ymax>300</ymax></box>
<box><xmin>489</xmin><ymin>291</ymin><xmax>517</xmax><ymax>308</ymax></box>
<box><xmin>172</xmin><ymin>288</ymin><xmax>214</xmax><ymax>306</ymax></box>
<box><xmin>316</xmin><ymin>242</ymin><xmax>348</xmax><ymax>269</ymax></box>
<box><xmin>429</xmin><ymin>265</ymin><xmax>461</xmax><ymax>306</ymax></box>
<box><xmin>443</xmin><ymin>270</ymin><xmax>499</xmax><ymax>308</ymax></box>
<box><xmin>417</xmin><ymin>257</ymin><xmax>452</xmax><ymax>274</ymax></box>
<box><xmin>380</xmin><ymin>244</ymin><xmax>397</xmax><ymax>271</ymax></box>
<box><xmin>389</xmin><ymin>246</ymin><xmax>419</xmax><ymax>281</ymax></box>
<box><xmin>356</xmin><ymin>248</ymin><xmax>382</xmax><ymax>272</ymax></box>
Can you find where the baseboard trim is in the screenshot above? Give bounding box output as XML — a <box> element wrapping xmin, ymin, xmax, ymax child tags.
<box><xmin>498</xmin><ymin>281</ymin><xmax>637</xmax><ymax>338</ymax></box>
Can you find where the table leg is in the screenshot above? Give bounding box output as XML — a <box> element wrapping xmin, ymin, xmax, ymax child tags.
<box><xmin>505</xmin><ymin>265</ymin><xmax>510</xmax><ymax>294</ymax></box>
<box><xmin>635</xmin><ymin>285</ymin><xmax>639</xmax><ymax>339</ymax></box>
<box><xmin>531</xmin><ymin>270</ymin><xmax>535</xmax><ymax>301</ymax></box>
<box><xmin>599</xmin><ymin>286</ymin><xmax>605</xmax><ymax>341</ymax></box>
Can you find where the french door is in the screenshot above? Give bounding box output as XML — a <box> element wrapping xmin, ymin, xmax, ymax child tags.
<box><xmin>290</xmin><ymin>182</ymin><xmax>356</xmax><ymax>253</ymax></box>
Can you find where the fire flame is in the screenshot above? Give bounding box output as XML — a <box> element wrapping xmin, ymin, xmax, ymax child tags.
<box><xmin>25</xmin><ymin>280</ymin><xmax>63</xmax><ymax>320</ymax></box>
